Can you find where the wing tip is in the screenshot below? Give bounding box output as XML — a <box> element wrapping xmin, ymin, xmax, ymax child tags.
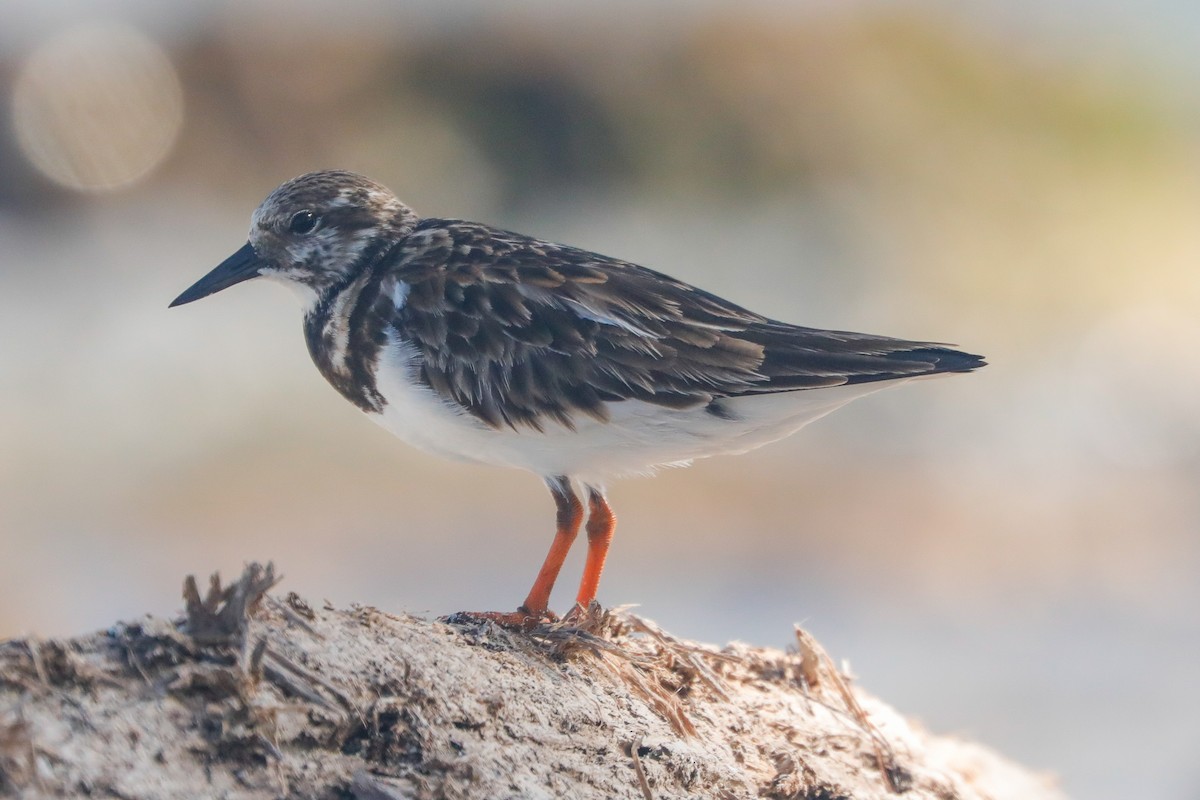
<box><xmin>904</xmin><ymin>347</ymin><xmax>987</xmax><ymax>375</ymax></box>
<box><xmin>838</xmin><ymin>345</ymin><xmax>987</xmax><ymax>387</ymax></box>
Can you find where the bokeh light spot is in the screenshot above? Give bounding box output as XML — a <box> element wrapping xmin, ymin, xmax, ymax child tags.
<box><xmin>11</xmin><ymin>22</ymin><xmax>184</xmax><ymax>192</ymax></box>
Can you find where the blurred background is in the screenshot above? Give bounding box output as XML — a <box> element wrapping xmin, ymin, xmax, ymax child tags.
<box><xmin>1</xmin><ymin>1</ymin><xmax>1198</xmax><ymax>797</ymax></box>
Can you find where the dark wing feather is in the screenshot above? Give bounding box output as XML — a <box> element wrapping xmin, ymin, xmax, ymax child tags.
<box><xmin>387</xmin><ymin>220</ymin><xmax>984</xmax><ymax>431</ymax></box>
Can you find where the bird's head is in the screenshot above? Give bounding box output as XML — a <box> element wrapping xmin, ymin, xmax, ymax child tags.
<box><xmin>170</xmin><ymin>170</ymin><xmax>418</xmax><ymax>309</ymax></box>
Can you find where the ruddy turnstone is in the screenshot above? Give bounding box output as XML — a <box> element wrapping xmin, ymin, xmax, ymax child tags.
<box><xmin>171</xmin><ymin>170</ymin><xmax>984</xmax><ymax>627</ymax></box>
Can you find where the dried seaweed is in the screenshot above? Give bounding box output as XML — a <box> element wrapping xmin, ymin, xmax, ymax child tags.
<box><xmin>0</xmin><ymin>562</ymin><xmax>1062</xmax><ymax>800</ymax></box>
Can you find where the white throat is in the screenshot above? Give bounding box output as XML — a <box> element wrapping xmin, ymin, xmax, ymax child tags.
<box><xmin>260</xmin><ymin>270</ymin><xmax>322</xmax><ymax>311</ymax></box>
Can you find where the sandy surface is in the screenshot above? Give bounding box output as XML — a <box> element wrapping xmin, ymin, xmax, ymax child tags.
<box><xmin>0</xmin><ymin>564</ymin><xmax>1065</xmax><ymax>799</ymax></box>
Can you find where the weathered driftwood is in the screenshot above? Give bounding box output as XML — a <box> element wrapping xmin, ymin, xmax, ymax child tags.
<box><xmin>0</xmin><ymin>563</ymin><xmax>1063</xmax><ymax>799</ymax></box>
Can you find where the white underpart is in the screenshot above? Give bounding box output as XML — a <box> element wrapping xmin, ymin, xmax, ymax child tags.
<box><xmin>370</xmin><ymin>331</ymin><xmax>906</xmax><ymax>483</ymax></box>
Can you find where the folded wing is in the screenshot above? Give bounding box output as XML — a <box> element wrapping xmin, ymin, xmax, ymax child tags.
<box><xmin>388</xmin><ymin>220</ymin><xmax>985</xmax><ymax>431</ymax></box>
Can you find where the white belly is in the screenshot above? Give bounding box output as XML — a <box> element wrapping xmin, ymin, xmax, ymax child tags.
<box><xmin>369</xmin><ymin>334</ymin><xmax>903</xmax><ymax>482</ymax></box>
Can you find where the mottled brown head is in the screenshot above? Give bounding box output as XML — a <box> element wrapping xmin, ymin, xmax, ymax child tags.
<box><xmin>170</xmin><ymin>171</ymin><xmax>419</xmax><ymax>308</ymax></box>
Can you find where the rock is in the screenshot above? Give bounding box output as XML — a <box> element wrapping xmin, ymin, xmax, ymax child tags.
<box><xmin>0</xmin><ymin>563</ymin><xmax>1064</xmax><ymax>800</ymax></box>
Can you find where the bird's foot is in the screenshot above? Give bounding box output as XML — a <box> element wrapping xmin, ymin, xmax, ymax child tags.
<box><xmin>444</xmin><ymin>607</ymin><xmax>558</xmax><ymax>631</ymax></box>
<box><xmin>561</xmin><ymin>600</ymin><xmax>605</xmax><ymax>630</ymax></box>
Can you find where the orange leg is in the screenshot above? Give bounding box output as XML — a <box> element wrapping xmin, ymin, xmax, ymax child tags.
<box><xmin>574</xmin><ymin>488</ymin><xmax>616</xmax><ymax>612</ymax></box>
<box><xmin>519</xmin><ymin>478</ymin><xmax>584</xmax><ymax>617</ymax></box>
<box><xmin>449</xmin><ymin>480</ymin><xmax>616</xmax><ymax>631</ymax></box>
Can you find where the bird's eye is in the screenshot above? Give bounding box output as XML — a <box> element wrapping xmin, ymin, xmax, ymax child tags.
<box><xmin>289</xmin><ymin>210</ymin><xmax>318</xmax><ymax>235</ymax></box>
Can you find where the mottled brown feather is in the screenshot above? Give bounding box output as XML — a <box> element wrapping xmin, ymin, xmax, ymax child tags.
<box><xmin>355</xmin><ymin>219</ymin><xmax>986</xmax><ymax>431</ymax></box>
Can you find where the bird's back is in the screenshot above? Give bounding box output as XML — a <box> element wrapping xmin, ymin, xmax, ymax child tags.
<box><xmin>375</xmin><ymin>218</ymin><xmax>983</xmax><ymax>430</ymax></box>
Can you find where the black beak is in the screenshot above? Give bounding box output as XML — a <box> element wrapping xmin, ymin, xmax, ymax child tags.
<box><xmin>169</xmin><ymin>242</ymin><xmax>264</xmax><ymax>308</ymax></box>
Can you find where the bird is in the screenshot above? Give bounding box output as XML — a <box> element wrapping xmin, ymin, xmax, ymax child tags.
<box><xmin>170</xmin><ymin>170</ymin><xmax>984</xmax><ymax>628</ymax></box>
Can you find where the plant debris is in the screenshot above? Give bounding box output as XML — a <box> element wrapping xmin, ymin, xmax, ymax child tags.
<box><xmin>0</xmin><ymin>563</ymin><xmax>1065</xmax><ymax>800</ymax></box>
